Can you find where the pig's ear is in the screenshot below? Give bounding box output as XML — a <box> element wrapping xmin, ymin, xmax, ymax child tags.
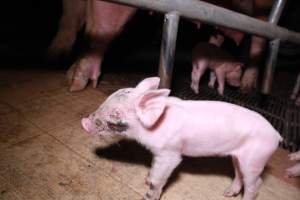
<box><xmin>135</xmin><ymin>89</ymin><xmax>170</xmax><ymax>128</ymax></box>
<box><xmin>135</xmin><ymin>77</ymin><xmax>160</xmax><ymax>92</ymax></box>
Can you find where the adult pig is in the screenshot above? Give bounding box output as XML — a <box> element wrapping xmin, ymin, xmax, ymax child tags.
<box><xmin>67</xmin><ymin>0</ymin><xmax>137</xmax><ymax>91</ymax></box>
<box><xmin>49</xmin><ymin>0</ymin><xmax>271</xmax><ymax>94</ymax></box>
<box><xmin>47</xmin><ymin>0</ymin><xmax>86</xmax><ymax>60</ymax></box>
<box><xmin>52</xmin><ymin>0</ymin><xmax>271</xmax><ymax>92</ymax></box>
<box><xmin>81</xmin><ymin>77</ymin><xmax>282</xmax><ymax>200</ymax></box>
<box><xmin>191</xmin><ymin>42</ymin><xmax>243</xmax><ymax>95</ymax></box>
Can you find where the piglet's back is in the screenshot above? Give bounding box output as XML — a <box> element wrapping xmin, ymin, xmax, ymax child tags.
<box><xmin>169</xmin><ymin>98</ymin><xmax>281</xmax><ymax>141</ymax></box>
<box><xmin>193</xmin><ymin>42</ymin><xmax>236</xmax><ymax>62</ymax></box>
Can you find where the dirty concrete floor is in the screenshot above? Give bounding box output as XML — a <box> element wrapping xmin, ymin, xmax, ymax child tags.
<box><xmin>0</xmin><ymin>69</ymin><xmax>299</xmax><ymax>200</ymax></box>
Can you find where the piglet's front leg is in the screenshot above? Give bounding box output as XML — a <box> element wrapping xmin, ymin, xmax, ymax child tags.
<box><xmin>144</xmin><ymin>152</ymin><xmax>182</xmax><ymax>200</ymax></box>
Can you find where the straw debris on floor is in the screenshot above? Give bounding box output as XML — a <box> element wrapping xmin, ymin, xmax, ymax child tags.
<box><xmin>0</xmin><ymin>69</ymin><xmax>299</xmax><ymax>200</ymax></box>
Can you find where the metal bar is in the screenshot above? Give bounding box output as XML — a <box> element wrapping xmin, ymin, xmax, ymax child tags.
<box><xmin>158</xmin><ymin>12</ymin><xmax>180</xmax><ymax>89</ymax></box>
<box><xmin>268</xmin><ymin>0</ymin><xmax>287</xmax><ymax>24</ymax></box>
<box><xmin>262</xmin><ymin>39</ymin><xmax>281</xmax><ymax>94</ymax></box>
<box><xmin>262</xmin><ymin>0</ymin><xmax>287</xmax><ymax>94</ymax></box>
<box><xmin>100</xmin><ymin>0</ymin><xmax>300</xmax><ymax>45</ymax></box>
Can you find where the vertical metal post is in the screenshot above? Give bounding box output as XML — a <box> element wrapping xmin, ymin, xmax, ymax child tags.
<box><xmin>158</xmin><ymin>11</ymin><xmax>180</xmax><ymax>89</ymax></box>
<box><xmin>262</xmin><ymin>0</ymin><xmax>286</xmax><ymax>94</ymax></box>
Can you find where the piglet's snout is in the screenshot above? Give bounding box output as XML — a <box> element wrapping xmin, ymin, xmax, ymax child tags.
<box><xmin>81</xmin><ymin>118</ymin><xmax>92</xmax><ymax>134</ymax></box>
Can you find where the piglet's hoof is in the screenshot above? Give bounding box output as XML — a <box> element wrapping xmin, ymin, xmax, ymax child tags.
<box><xmin>223</xmin><ymin>183</ymin><xmax>242</xmax><ymax>197</ymax></box>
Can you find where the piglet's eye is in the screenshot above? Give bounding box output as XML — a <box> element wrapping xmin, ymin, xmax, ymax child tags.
<box><xmin>95</xmin><ymin>119</ymin><xmax>102</xmax><ymax>127</ymax></box>
<box><xmin>107</xmin><ymin>121</ymin><xmax>128</xmax><ymax>133</ymax></box>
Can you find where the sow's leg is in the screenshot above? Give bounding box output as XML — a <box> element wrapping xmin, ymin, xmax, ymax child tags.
<box><xmin>241</xmin><ymin>35</ymin><xmax>267</xmax><ymax>94</ymax></box>
<box><xmin>67</xmin><ymin>0</ymin><xmax>137</xmax><ymax>92</ymax></box>
<box><xmin>47</xmin><ymin>0</ymin><xmax>86</xmax><ymax>60</ymax></box>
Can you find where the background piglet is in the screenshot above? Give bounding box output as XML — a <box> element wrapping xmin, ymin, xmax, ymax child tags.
<box><xmin>286</xmin><ymin>150</ymin><xmax>300</xmax><ymax>178</ymax></box>
<box><xmin>290</xmin><ymin>72</ymin><xmax>300</xmax><ymax>106</ymax></box>
<box><xmin>82</xmin><ymin>77</ymin><xmax>282</xmax><ymax>200</ymax></box>
<box><xmin>191</xmin><ymin>42</ymin><xmax>243</xmax><ymax>95</ymax></box>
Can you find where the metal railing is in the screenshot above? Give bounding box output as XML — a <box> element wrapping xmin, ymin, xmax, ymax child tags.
<box><xmin>100</xmin><ymin>0</ymin><xmax>297</xmax><ymax>93</ymax></box>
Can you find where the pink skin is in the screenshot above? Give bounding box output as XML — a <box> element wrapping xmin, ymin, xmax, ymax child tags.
<box><xmin>207</xmin><ymin>10</ymin><xmax>268</xmax><ymax>95</ymax></box>
<box><xmin>50</xmin><ymin>0</ymin><xmax>267</xmax><ymax>93</ymax></box>
<box><xmin>48</xmin><ymin>0</ymin><xmax>269</xmax><ymax>93</ymax></box>
<box><xmin>286</xmin><ymin>150</ymin><xmax>300</xmax><ymax>178</ymax></box>
<box><xmin>67</xmin><ymin>0</ymin><xmax>137</xmax><ymax>92</ymax></box>
<box><xmin>241</xmin><ymin>35</ymin><xmax>267</xmax><ymax>93</ymax></box>
<box><xmin>191</xmin><ymin>42</ymin><xmax>243</xmax><ymax>95</ymax></box>
<box><xmin>207</xmin><ymin>0</ymin><xmax>253</xmax><ymax>52</ymax></box>
<box><xmin>208</xmin><ymin>31</ymin><xmax>267</xmax><ymax>94</ymax></box>
<box><xmin>47</xmin><ymin>0</ymin><xmax>86</xmax><ymax>60</ymax></box>
<box><xmin>236</xmin><ymin>16</ymin><xmax>268</xmax><ymax>94</ymax></box>
<box><xmin>290</xmin><ymin>72</ymin><xmax>300</xmax><ymax>106</ymax></box>
<box><xmin>82</xmin><ymin>77</ymin><xmax>282</xmax><ymax>200</ymax></box>
<box><xmin>208</xmin><ymin>34</ymin><xmax>225</xmax><ymax>47</ymax></box>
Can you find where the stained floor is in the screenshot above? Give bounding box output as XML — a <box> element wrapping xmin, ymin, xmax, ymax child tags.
<box><xmin>0</xmin><ymin>69</ymin><xmax>299</xmax><ymax>200</ymax></box>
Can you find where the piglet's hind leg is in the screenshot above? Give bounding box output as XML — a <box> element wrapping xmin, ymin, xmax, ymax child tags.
<box><xmin>238</xmin><ymin>143</ymin><xmax>276</xmax><ymax>200</ymax></box>
<box><xmin>208</xmin><ymin>71</ymin><xmax>217</xmax><ymax>89</ymax></box>
<box><xmin>190</xmin><ymin>60</ymin><xmax>208</xmax><ymax>94</ymax></box>
<box><xmin>223</xmin><ymin>156</ymin><xmax>243</xmax><ymax>197</ymax></box>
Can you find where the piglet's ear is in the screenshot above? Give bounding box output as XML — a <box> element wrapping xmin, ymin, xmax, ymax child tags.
<box><xmin>135</xmin><ymin>89</ymin><xmax>170</xmax><ymax>128</ymax></box>
<box><xmin>135</xmin><ymin>77</ymin><xmax>160</xmax><ymax>93</ymax></box>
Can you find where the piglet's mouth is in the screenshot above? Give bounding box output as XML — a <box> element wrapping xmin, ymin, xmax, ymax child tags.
<box><xmin>107</xmin><ymin>121</ymin><xmax>129</xmax><ymax>132</ymax></box>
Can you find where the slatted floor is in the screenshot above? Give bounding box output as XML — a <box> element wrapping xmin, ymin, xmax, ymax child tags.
<box><xmin>0</xmin><ymin>69</ymin><xmax>299</xmax><ymax>200</ymax></box>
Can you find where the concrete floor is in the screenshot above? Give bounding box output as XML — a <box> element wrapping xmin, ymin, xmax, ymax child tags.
<box><xmin>0</xmin><ymin>69</ymin><xmax>299</xmax><ymax>200</ymax></box>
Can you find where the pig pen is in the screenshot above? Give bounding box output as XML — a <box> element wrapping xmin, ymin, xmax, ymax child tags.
<box><xmin>1</xmin><ymin>1</ymin><xmax>300</xmax><ymax>200</ymax></box>
<box><xmin>0</xmin><ymin>70</ymin><xmax>300</xmax><ymax>200</ymax></box>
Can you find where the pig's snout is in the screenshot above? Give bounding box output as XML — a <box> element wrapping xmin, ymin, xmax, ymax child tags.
<box><xmin>81</xmin><ymin>118</ymin><xmax>92</xmax><ymax>133</ymax></box>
